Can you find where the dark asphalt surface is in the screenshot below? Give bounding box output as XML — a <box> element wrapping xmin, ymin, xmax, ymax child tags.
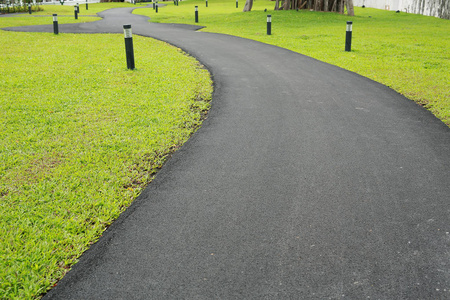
<box><xmin>4</xmin><ymin>5</ymin><xmax>450</xmax><ymax>299</ymax></box>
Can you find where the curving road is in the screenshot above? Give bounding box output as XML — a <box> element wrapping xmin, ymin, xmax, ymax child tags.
<box><xmin>4</xmin><ymin>6</ymin><xmax>450</xmax><ymax>299</ymax></box>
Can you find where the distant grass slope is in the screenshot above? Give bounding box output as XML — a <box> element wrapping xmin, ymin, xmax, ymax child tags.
<box><xmin>139</xmin><ymin>0</ymin><xmax>450</xmax><ymax>125</ymax></box>
<box><xmin>0</xmin><ymin>13</ymin><xmax>212</xmax><ymax>300</ymax></box>
<box><xmin>0</xmin><ymin>3</ymin><xmax>148</xmax><ymax>27</ymax></box>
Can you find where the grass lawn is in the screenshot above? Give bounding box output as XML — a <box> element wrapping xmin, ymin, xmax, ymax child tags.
<box><xmin>1</xmin><ymin>1</ymin><xmax>448</xmax><ymax>299</ymax></box>
<box><xmin>0</xmin><ymin>4</ymin><xmax>212</xmax><ymax>299</ymax></box>
<box><xmin>138</xmin><ymin>0</ymin><xmax>450</xmax><ymax>126</ymax></box>
<box><xmin>0</xmin><ymin>2</ymin><xmax>148</xmax><ymax>27</ymax></box>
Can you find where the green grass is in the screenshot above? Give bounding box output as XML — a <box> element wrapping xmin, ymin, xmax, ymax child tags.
<box><xmin>1</xmin><ymin>2</ymin><xmax>448</xmax><ymax>298</ymax></box>
<box><xmin>0</xmin><ymin>7</ymin><xmax>212</xmax><ymax>299</ymax></box>
<box><xmin>0</xmin><ymin>3</ymin><xmax>151</xmax><ymax>27</ymax></box>
<box><xmin>13</xmin><ymin>2</ymin><xmax>137</xmax><ymax>15</ymax></box>
<box><xmin>138</xmin><ymin>0</ymin><xmax>450</xmax><ymax>125</ymax></box>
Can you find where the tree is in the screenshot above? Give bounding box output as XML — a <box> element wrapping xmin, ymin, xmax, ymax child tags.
<box><xmin>269</xmin><ymin>0</ymin><xmax>354</xmax><ymax>16</ymax></box>
<box><xmin>243</xmin><ymin>0</ymin><xmax>253</xmax><ymax>12</ymax></box>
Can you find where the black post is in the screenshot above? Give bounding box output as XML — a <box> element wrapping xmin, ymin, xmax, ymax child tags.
<box><xmin>53</xmin><ymin>14</ymin><xmax>59</xmax><ymax>34</ymax></box>
<box><xmin>236</xmin><ymin>0</ymin><xmax>238</xmax><ymax>8</ymax></box>
<box><xmin>74</xmin><ymin>5</ymin><xmax>78</xmax><ymax>19</ymax></box>
<box><xmin>86</xmin><ymin>0</ymin><xmax>88</xmax><ymax>10</ymax></box>
<box><xmin>153</xmin><ymin>0</ymin><xmax>155</xmax><ymax>9</ymax></box>
<box><xmin>123</xmin><ymin>24</ymin><xmax>135</xmax><ymax>70</ymax></box>
<box><xmin>206</xmin><ymin>0</ymin><xmax>207</xmax><ymax>7</ymax></box>
<box><xmin>345</xmin><ymin>21</ymin><xmax>352</xmax><ymax>52</ymax></box>
<box><xmin>195</xmin><ymin>6</ymin><xmax>198</xmax><ymax>23</ymax></box>
<box><xmin>28</xmin><ymin>3</ymin><xmax>31</xmax><ymax>14</ymax></box>
<box><xmin>156</xmin><ymin>2</ymin><xmax>158</xmax><ymax>12</ymax></box>
<box><xmin>76</xmin><ymin>3</ymin><xmax>79</xmax><ymax>13</ymax></box>
<box><xmin>267</xmin><ymin>15</ymin><xmax>272</xmax><ymax>35</ymax></box>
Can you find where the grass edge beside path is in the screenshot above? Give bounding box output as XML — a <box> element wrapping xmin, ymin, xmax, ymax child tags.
<box><xmin>140</xmin><ymin>0</ymin><xmax>450</xmax><ymax>126</ymax></box>
<box><xmin>0</xmin><ymin>22</ymin><xmax>212</xmax><ymax>300</ymax></box>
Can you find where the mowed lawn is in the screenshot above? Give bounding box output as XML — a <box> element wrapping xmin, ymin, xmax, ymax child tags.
<box><xmin>140</xmin><ymin>0</ymin><xmax>450</xmax><ymax>125</ymax></box>
<box><xmin>0</xmin><ymin>4</ymin><xmax>212</xmax><ymax>299</ymax></box>
<box><xmin>1</xmin><ymin>1</ymin><xmax>449</xmax><ymax>299</ymax></box>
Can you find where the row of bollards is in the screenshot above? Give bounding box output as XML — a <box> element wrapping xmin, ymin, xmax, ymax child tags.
<box><xmin>189</xmin><ymin>7</ymin><xmax>352</xmax><ymax>51</ymax></box>
<box><xmin>54</xmin><ymin>10</ymin><xmax>353</xmax><ymax>72</ymax></box>
<box><xmin>265</xmin><ymin>15</ymin><xmax>352</xmax><ymax>52</ymax></box>
<box><xmin>72</xmin><ymin>3</ymin><xmax>91</xmax><ymax>19</ymax></box>
<box><xmin>50</xmin><ymin>16</ymin><xmax>136</xmax><ymax>69</ymax></box>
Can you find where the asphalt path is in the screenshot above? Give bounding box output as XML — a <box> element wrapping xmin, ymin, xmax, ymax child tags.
<box><xmin>4</xmin><ymin>5</ymin><xmax>450</xmax><ymax>299</ymax></box>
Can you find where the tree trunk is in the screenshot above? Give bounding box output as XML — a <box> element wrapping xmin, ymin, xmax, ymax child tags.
<box><xmin>243</xmin><ymin>0</ymin><xmax>253</xmax><ymax>12</ymax></box>
<box><xmin>269</xmin><ymin>0</ymin><xmax>353</xmax><ymax>14</ymax></box>
<box><xmin>274</xmin><ymin>0</ymin><xmax>280</xmax><ymax>10</ymax></box>
<box><xmin>331</xmin><ymin>0</ymin><xmax>337</xmax><ymax>11</ymax></box>
<box><xmin>315</xmin><ymin>0</ymin><xmax>320</xmax><ymax>11</ymax></box>
<box><xmin>346</xmin><ymin>0</ymin><xmax>354</xmax><ymax>16</ymax></box>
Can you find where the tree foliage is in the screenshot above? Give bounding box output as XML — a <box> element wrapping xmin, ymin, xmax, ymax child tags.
<box><xmin>0</xmin><ymin>0</ymin><xmax>43</xmax><ymax>14</ymax></box>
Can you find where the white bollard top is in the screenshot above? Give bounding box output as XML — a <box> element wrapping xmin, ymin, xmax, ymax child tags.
<box><xmin>123</xmin><ymin>24</ymin><xmax>132</xmax><ymax>38</ymax></box>
<box><xmin>346</xmin><ymin>21</ymin><xmax>353</xmax><ymax>32</ymax></box>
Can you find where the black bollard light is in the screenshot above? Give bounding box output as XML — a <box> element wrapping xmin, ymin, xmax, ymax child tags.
<box><xmin>195</xmin><ymin>6</ymin><xmax>198</xmax><ymax>23</ymax></box>
<box><xmin>345</xmin><ymin>21</ymin><xmax>352</xmax><ymax>52</ymax></box>
<box><xmin>53</xmin><ymin>14</ymin><xmax>59</xmax><ymax>34</ymax></box>
<box><xmin>86</xmin><ymin>0</ymin><xmax>88</xmax><ymax>10</ymax></box>
<box><xmin>236</xmin><ymin>0</ymin><xmax>238</xmax><ymax>8</ymax></box>
<box><xmin>28</xmin><ymin>3</ymin><xmax>31</xmax><ymax>14</ymax></box>
<box><xmin>206</xmin><ymin>0</ymin><xmax>207</xmax><ymax>7</ymax></box>
<box><xmin>152</xmin><ymin>0</ymin><xmax>155</xmax><ymax>9</ymax></box>
<box><xmin>267</xmin><ymin>15</ymin><xmax>272</xmax><ymax>35</ymax></box>
<box><xmin>74</xmin><ymin>5</ymin><xmax>78</xmax><ymax>19</ymax></box>
<box><xmin>123</xmin><ymin>24</ymin><xmax>135</xmax><ymax>70</ymax></box>
<box><xmin>156</xmin><ymin>2</ymin><xmax>158</xmax><ymax>12</ymax></box>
